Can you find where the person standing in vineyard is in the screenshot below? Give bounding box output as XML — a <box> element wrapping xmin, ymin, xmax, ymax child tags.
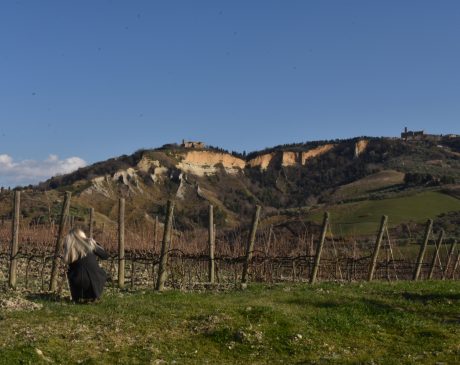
<box><xmin>63</xmin><ymin>228</ymin><xmax>109</xmax><ymax>302</ymax></box>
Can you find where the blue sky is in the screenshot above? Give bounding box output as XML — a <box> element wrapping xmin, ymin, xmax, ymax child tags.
<box><xmin>1</xmin><ymin>1</ymin><xmax>459</xmax><ymax>187</ymax></box>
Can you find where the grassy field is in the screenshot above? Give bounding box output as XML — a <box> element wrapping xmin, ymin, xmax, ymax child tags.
<box><xmin>0</xmin><ymin>281</ymin><xmax>459</xmax><ymax>364</ymax></box>
<box><xmin>330</xmin><ymin>170</ymin><xmax>405</xmax><ymax>202</ymax></box>
<box><xmin>310</xmin><ymin>190</ymin><xmax>460</xmax><ymax>236</ymax></box>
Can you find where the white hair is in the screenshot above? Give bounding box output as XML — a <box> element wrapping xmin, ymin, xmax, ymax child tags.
<box><xmin>63</xmin><ymin>228</ymin><xmax>97</xmax><ymax>264</ymax></box>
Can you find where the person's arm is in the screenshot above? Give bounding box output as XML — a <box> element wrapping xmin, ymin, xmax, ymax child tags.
<box><xmin>93</xmin><ymin>244</ymin><xmax>109</xmax><ymax>260</ymax></box>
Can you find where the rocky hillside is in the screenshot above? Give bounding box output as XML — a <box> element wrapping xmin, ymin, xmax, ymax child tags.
<box><xmin>3</xmin><ymin>136</ymin><xmax>460</xmax><ymax>231</ymax></box>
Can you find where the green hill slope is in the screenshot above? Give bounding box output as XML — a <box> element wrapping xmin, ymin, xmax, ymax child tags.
<box><xmin>310</xmin><ymin>191</ymin><xmax>460</xmax><ymax>236</ymax></box>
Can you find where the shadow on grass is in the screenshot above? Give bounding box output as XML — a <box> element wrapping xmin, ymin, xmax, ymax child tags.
<box><xmin>285</xmin><ymin>292</ymin><xmax>460</xmax><ymax>328</ymax></box>
<box><xmin>311</xmin><ymin>301</ymin><xmax>341</xmax><ymax>309</ymax></box>
<box><xmin>25</xmin><ymin>293</ymin><xmax>72</xmax><ymax>303</ymax></box>
<box><xmin>26</xmin><ymin>293</ymin><xmax>104</xmax><ymax>306</ymax></box>
<box><xmin>285</xmin><ymin>297</ymin><xmax>402</xmax><ymax>316</ymax></box>
<box><xmin>283</xmin><ymin>297</ymin><xmax>335</xmax><ymax>308</ymax></box>
<box><xmin>359</xmin><ymin>299</ymin><xmax>400</xmax><ymax>315</ymax></box>
<box><xmin>441</xmin><ymin>316</ymin><xmax>460</xmax><ymax>325</ymax></box>
<box><xmin>401</xmin><ymin>292</ymin><xmax>460</xmax><ymax>303</ymax></box>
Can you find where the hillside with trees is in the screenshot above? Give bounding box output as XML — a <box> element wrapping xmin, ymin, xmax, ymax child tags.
<box><xmin>1</xmin><ymin>136</ymin><xmax>459</xmax><ymax>233</ymax></box>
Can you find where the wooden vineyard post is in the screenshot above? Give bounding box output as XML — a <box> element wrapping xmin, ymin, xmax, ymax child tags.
<box><xmin>49</xmin><ymin>192</ymin><xmax>71</xmax><ymax>292</ymax></box>
<box><xmin>267</xmin><ymin>225</ymin><xmax>273</xmax><ymax>252</ymax></box>
<box><xmin>151</xmin><ymin>215</ymin><xmax>159</xmax><ymax>285</ymax></box>
<box><xmin>131</xmin><ymin>257</ymin><xmax>136</xmax><ymax>290</ymax></box>
<box><xmin>368</xmin><ymin>215</ymin><xmax>388</xmax><ymax>282</ymax></box>
<box><xmin>208</xmin><ymin>205</ymin><xmax>215</xmax><ymax>284</ymax></box>
<box><xmin>443</xmin><ymin>240</ymin><xmax>457</xmax><ymax>280</ymax></box>
<box><xmin>241</xmin><ymin>205</ymin><xmax>261</xmax><ymax>287</ymax></box>
<box><xmin>310</xmin><ymin>212</ymin><xmax>329</xmax><ymax>284</ymax></box>
<box><xmin>88</xmin><ymin>207</ymin><xmax>94</xmax><ymax>239</ymax></box>
<box><xmin>451</xmin><ymin>252</ymin><xmax>460</xmax><ymax>279</ymax></box>
<box><xmin>265</xmin><ymin>225</ymin><xmax>273</xmax><ymax>282</ymax></box>
<box><xmin>154</xmin><ymin>215</ymin><xmax>159</xmax><ymax>249</ymax></box>
<box><xmin>8</xmin><ymin>191</ymin><xmax>20</xmax><ymax>289</ymax></box>
<box><xmin>118</xmin><ymin>198</ymin><xmax>126</xmax><ymax>289</ymax></box>
<box><xmin>385</xmin><ymin>246</ymin><xmax>391</xmax><ymax>281</ymax></box>
<box><xmin>413</xmin><ymin>219</ymin><xmax>433</xmax><ymax>281</ymax></box>
<box><xmin>156</xmin><ymin>200</ymin><xmax>175</xmax><ymax>291</ymax></box>
<box><xmin>428</xmin><ymin>229</ymin><xmax>444</xmax><ymax>280</ymax></box>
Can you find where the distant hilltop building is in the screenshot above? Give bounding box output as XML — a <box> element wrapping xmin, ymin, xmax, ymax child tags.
<box><xmin>401</xmin><ymin>127</ymin><xmax>425</xmax><ymax>141</ymax></box>
<box><xmin>181</xmin><ymin>139</ymin><xmax>206</xmax><ymax>149</ymax></box>
<box><xmin>401</xmin><ymin>127</ymin><xmax>443</xmax><ymax>142</ymax></box>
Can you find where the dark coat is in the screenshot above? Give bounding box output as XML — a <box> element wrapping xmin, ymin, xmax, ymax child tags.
<box><xmin>67</xmin><ymin>246</ymin><xmax>109</xmax><ymax>302</ymax></box>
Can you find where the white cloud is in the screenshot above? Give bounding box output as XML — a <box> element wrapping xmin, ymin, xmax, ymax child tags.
<box><xmin>0</xmin><ymin>154</ymin><xmax>87</xmax><ymax>188</ymax></box>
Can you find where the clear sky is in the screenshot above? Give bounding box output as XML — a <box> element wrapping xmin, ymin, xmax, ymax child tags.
<box><xmin>1</xmin><ymin>1</ymin><xmax>459</xmax><ymax>187</ymax></box>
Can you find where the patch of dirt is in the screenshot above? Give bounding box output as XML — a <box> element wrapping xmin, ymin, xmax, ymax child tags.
<box><xmin>0</xmin><ymin>296</ymin><xmax>43</xmax><ymax>312</ymax></box>
<box><xmin>189</xmin><ymin>313</ymin><xmax>233</xmax><ymax>335</ymax></box>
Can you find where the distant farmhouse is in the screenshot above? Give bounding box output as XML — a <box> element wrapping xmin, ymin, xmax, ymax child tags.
<box><xmin>399</xmin><ymin>127</ymin><xmax>457</xmax><ymax>142</ymax></box>
<box><xmin>181</xmin><ymin>139</ymin><xmax>206</xmax><ymax>149</ymax></box>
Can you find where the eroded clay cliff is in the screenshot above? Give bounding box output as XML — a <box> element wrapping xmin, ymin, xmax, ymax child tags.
<box><xmin>247</xmin><ymin>144</ymin><xmax>335</xmax><ymax>169</ymax></box>
<box><xmin>177</xmin><ymin>151</ymin><xmax>246</xmax><ymax>176</ymax></box>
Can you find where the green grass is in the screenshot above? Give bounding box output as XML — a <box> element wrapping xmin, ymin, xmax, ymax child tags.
<box><xmin>311</xmin><ymin>191</ymin><xmax>460</xmax><ymax>236</ymax></box>
<box><xmin>1</xmin><ymin>281</ymin><xmax>459</xmax><ymax>364</ymax></box>
<box><xmin>331</xmin><ymin>170</ymin><xmax>405</xmax><ymax>201</ymax></box>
